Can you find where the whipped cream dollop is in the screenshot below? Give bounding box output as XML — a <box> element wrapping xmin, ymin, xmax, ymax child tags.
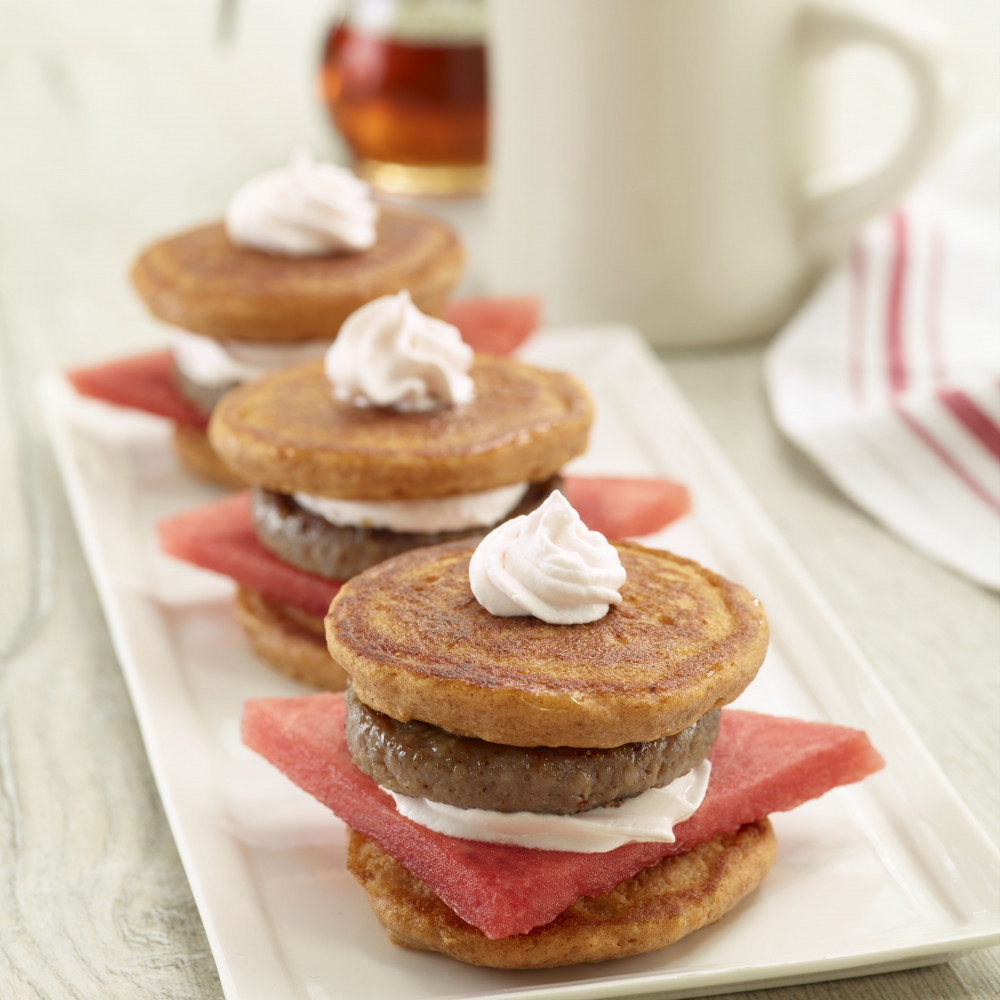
<box><xmin>168</xmin><ymin>329</ymin><xmax>330</xmax><ymax>388</ymax></box>
<box><xmin>325</xmin><ymin>290</ymin><xmax>474</xmax><ymax>412</ymax></box>
<box><xmin>388</xmin><ymin>760</ymin><xmax>710</xmax><ymax>853</ymax></box>
<box><xmin>469</xmin><ymin>491</ymin><xmax>626</xmax><ymax>624</ymax></box>
<box><xmin>293</xmin><ymin>482</ymin><xmax>529</xmax><ymax>534</ymax></box>
<box><xmin>225</xmin><ymin>148</ymin><xmax>378</xmax><ymax>256</ymax></box>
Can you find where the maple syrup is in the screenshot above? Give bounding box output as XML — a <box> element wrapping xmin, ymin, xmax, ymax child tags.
<box><xmin>320</xmin><ymin>4</ymin><xmax>487</xmax><ymax>197</ymax></box>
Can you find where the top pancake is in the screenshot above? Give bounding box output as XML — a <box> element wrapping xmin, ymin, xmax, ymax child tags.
<box><xmin>209</xmin><ymin>356</ymin><xmax>592</xmax><ymax>500</ymax></box>
<box><xmin>130</xmin><ymin>204</ymin><xmax>464</xmax><ymax>342</ymax></box>
<box><xmin>325</xmin><ymin>540</ymin><xmax>769</xmax><ymax>747</ymax></box>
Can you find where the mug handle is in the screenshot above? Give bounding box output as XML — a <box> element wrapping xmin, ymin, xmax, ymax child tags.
<box><xmin>799</xmin><ymin>0</ymin><xmax>963</xmax><ymax>248</ymax></box>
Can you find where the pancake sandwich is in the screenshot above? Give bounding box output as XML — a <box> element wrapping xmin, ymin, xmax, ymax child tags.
<box><xmin>242</xmin><ymin>492</ymin><xmax>884</xmax><ymax>968</ymax></box>
<box><xmin>129</xmin><ymin>149</ymin><xmax>464</xmax><ymax>485</ymax></box>
<box><xmin>202</xmin><ymin>293</ymin><xmax>592</xmax><ymax>688</ymax></box>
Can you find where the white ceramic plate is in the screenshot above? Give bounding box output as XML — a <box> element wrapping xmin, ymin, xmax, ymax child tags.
<box><xmin>42</xmin><ymin>326</ymin><xmax>999</xmax><ymax>1000</ymax></box>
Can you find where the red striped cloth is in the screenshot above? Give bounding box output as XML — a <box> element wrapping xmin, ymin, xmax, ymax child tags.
<box><xmin>767</xmin><ymin>125</ymin><xmax>1000</xmax><ymax>590</ymax></box>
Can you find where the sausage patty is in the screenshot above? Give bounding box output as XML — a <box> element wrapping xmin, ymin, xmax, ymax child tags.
<box><xmin>345</xmin><ymin>686</ymin><xmax>720</xmax><ymax>815</ymax></box>
<box><xmin>252</xmin><ymin>477</ymin><xmax>562</xmax><ymax>581</ymax></box>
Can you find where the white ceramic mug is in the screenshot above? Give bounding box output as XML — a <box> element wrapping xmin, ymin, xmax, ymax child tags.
<box><xmin>487</xmin><ymin>0</ymin><xmax>961</xmax><ymax>346</ymax></box>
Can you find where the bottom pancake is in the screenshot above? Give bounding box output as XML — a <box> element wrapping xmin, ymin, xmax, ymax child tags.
<box><xmin>233</xmin><ymin>587</ymin><xmax>347</xmax><ymax>690</ymax></box>
<box><xmin>171</xmin><ymin>424</ymin><xmax>247</xmax><ymax>489</ymax></box>
<box><xmin>346</xmin><ymin>819</ymin><xmax>777</xmax><ymax>969</ymax></box>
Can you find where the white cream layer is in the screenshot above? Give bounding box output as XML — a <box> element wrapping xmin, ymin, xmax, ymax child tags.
<box><xmin>293</xmin><ymin>482</ymin><xmax>530</xmax><ymax>534</ymax></box>
<box><xmin>387</xmin><ymin>760</ymin><xmax>711</xmax><ymax>853</ymax></box>
<box><xmin>168</xmin><ymin>329</ymin><xmax>330</xmax><ymax>388</ymax></box>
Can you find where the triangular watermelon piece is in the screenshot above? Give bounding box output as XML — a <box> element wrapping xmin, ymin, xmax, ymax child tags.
<box><xmin>241</xmin><ymin>694</ymin><xmax>884</xmax><ymax>939</ymax></box>
<box><xmin>66</xmin><ymin>298</ymin><xmax>535</xmax><ymax>430</ymax></box>
<box><xmin>67</xmin><ymin>350</ymin><xmax>209</xmax><ymax>429</ymax></box>
<box><xmin>563</xmin><ymin>475</ymin><xmax>690</xmax><ymax>538</ymax></box>
<box><xmin>157</xmin><ymin>493</ymin><xmax>341</xmax><ymax>618</ymax></box>
<box><xmin>157</xmin><ymin>476</ymin><xmax>690</xmax><ymax>619</ymax></box>
<box><xmin>444</xmin><ymin>296</ymin><xmax>540</xmax><ymax>356</ymax></box>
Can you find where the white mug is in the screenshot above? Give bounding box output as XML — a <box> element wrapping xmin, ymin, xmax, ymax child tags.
<box><xmin>487</xmin><ymin>0</ymin><xmax>961</xmax><ymax>346</ymax></box>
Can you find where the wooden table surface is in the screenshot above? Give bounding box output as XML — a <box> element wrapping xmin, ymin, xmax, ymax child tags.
<box><xmin>1</xmin><ymin>2</ymin><xmax>997</xmax><ymax>998</ymax></box>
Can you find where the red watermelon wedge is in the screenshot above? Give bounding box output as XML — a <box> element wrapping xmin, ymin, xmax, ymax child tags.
<box><xmin>564</xmin><ymin>475</ymin><xmax>690</xmax><ymax>538</ymax></box>
<box><xmin>157</xmin><ymin>477</ymin><xmax>690</xmax><ymax>619</ymax></box>
<box><xmin>67</xmin><ymin>350</ymin><xmax>209</xmax><ymax>429</ymax></box>
<box><xmin>157</xmin><ymin>493</ymin><xmax>341</xmax><ymax>618</ymax></box>
<box><xmin>241</xmin><ymin>694</ymin><xmax>884</xmax><ymax>939</ymax></box>
<box><xmin>66</xmin><ymin>298</ymin><xmax>535</xmax><ymax>430</ymax></box>
<box><xmin>444</xmin><ymin>296</ymin><xmax>540</xmax><ymax>356</ymax></box>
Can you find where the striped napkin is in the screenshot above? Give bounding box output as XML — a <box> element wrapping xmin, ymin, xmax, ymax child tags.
<box><xmin>766</xmin><ymin>124</ymin><xmax>1000</xmax><ymax>590</ymax></box>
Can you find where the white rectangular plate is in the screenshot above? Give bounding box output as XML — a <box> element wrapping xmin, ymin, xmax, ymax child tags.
<box><xmin>43</xmin><ymin>326</ymin><xmax>999</xmax><ymax>1000</ymax></box>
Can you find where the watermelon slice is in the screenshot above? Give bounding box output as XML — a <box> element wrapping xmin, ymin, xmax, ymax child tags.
<box><xmin>67</xmin><ymin>350</ymin><xmax>209</xmax><ymax>429</ymax></box>
<box><xmin>157</xmin><ymin>493</ymin><xmax>341</xmax><ymax>618</ymax></box>
<box><xmin>564</xmin><ymin>475</ymin><xmax>690</xmax><ymax>538</ymax></box>
<box><xmin>157</xmin><ymin>476</ymin><xmax>689</xmax><ymax>619</ymax></box>
<box><xmin>241</xmin><ymin>695</ymin><xmax>884</xmax><ymax>939</ymax></box>
<box><xmin>65</xmin><ymin>298</ymin><xmax>537</xmax><ymax>429</ymax></box>
<box><xmin>444</xmin><ymin>296</ymin><xmax>540</xmax><ymax>356</ymax></box>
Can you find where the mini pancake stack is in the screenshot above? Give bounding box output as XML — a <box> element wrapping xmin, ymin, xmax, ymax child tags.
<box><xmin>207</xmin><ymin>354</ymin><xmax>593</xmax><ymax>689</ymax></box>
<box><xmin>130</xmin><ymin>180</ymin><xmax>463</xmax><ymax>486</ymax></box>
<box><xmin>322</xmin><ymin>534</ymin><xmax>772</xmax><ymax>967</ymax></box>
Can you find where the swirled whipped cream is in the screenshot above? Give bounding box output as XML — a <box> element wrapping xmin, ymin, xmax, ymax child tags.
<box><xmin>293</xmin><ymin>481</ymin><xmax>529</xmax><ymax>533</ymax></box>
<box><xmin>225</xmin><ymin>148</ymin><xmax>378</xmax><ymax>256</ymax></box>
<box><xmin>325</xmin><ymin>290</ymin><xmax>474</xmax><ymax>412</ymax></box>
<box><xmin>388</xmin><ymin>760</ymin><xmax>710</xmax><ymax>852</ymax></box>
<box><xmin>168</xmin><ymin>329</ymin><xmax>330</xmax><ymax>388</ymax></box>
<box><xmin>469</xmin><ymin>490</ymin><xmax>626</xmax><ymax>624</ymax></box>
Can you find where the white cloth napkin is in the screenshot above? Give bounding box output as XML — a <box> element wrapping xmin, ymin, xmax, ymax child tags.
<box><xmin>766</xmin><ymin>123</ymin><xmax>1000</xmax><ymax>590</ymax></box>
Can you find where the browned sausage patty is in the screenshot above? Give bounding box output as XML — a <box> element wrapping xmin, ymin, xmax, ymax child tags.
<box><xmin>252</xmin><ymin>477</ymin><xmax>562</xmax><ymax>581</ymax></box>
<box><xmin>345</xmin><ymin>686</ymin><xmax>720</xmax><ymax>814</ymax></box>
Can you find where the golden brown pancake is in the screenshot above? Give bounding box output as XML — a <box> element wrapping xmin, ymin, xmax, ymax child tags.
<box><xmin>326</xmin><ymin>540</ymin><xmax>769</xmax><ymax>747</ymax></box>
<box><xmin>233</xmin><ymin>588</ymin><xmax>347</xmax><ymax>689</ymax></box>
<box><xmin>209</xmin><ymin>357</ymin><xmax>593</xmax><ymax>501</ymax></box>
<box><xmin>130</xmin><ymin>204</ymin><xmax>464</xmax><ymax>342</ymax></box>
<box><xmin>171</xmin><ymin>425</ymin><xmax>248</xmax><ymax>489</ymax></box>
<box><xmin>346</xmin><ymin>819</ymin><xmax>777</xmax><ymax>969</ymax></box>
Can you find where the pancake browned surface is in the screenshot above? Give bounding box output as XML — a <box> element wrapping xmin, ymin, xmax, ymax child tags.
<box><xmin>346</xmin><ymin>820</ymin><xmax>777</xmax><ymax>969</ymax></box>
<box><xmin>210</xmin><ymin>357</ymin><xmax>592</xmax><ymax>500</ymax></box>
<box><xmin>233</xmin><ymin>588</ymin><xmax>347</xmax><ymax>689</ymax></box>
<box><xmin>326</xmin><ymin>540</ymin><xmax>768</xmax><ymax>747</ymax></box>
<box><xmin>171</xmin><ymin>425</ymin><xmax>248</xmax><ymax>489</ymax></box>
<box><xmin>130</xmin><ymin>204</ymin><xmax>464</xmax><ymax>342</ymax></box>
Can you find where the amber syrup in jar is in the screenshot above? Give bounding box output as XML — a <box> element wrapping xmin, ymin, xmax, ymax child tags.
<box><xmin>320</xmin><ymin>0</ymin><xmax>487</xmax><ymax>197</ymax></box>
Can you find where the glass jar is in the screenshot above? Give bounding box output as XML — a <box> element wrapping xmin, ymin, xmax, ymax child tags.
<box><xmin>319</xmin><ymin>0</ymin><xmax>488</xmax><ymax>197</ymax></box>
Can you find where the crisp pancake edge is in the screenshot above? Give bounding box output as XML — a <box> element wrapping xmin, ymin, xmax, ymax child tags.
<box><xmin>326</xmin><ymin>540</ymin><xmax>769</xmax><ymax>747</ymax></box>
<box><xmin>346</xmin><ymin>819</ymin><xmax>777</xmax><ymax>969</ymax></box>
